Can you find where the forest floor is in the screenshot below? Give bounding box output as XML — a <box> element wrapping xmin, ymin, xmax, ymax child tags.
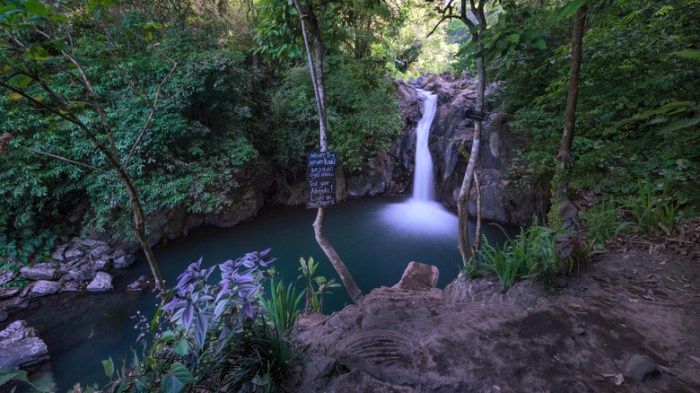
<box><xmin>292</xmin><ymin>221</ymin><xmax>700</xmax><ymax>392</ymax></box>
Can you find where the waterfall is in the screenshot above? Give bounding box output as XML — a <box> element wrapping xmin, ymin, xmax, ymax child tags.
<box><xmin>379</xmin><ymin>88</ymin><xmax>457</xmax><ymax>238</ymax></box>
<box><xmin>412</xmin><ymin>89</ymin><xmax>437</xmax><ymax>201</ymax></box>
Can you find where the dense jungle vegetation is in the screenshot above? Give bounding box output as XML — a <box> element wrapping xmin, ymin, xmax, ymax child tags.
<box><xmin>1</xmin><ymin>0</ymin><xmax>697</xmax><ymax>269</ymax></box>
<box><xmin>0</xmin><ymin>0</ymin><xmax>698</xmax><ymax>390</ymax></box>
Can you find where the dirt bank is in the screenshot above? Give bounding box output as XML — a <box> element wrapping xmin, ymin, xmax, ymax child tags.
<box><xmin>292</xmin><ymin>242</ymin><xmax>700</xmax><ymax>392</ymax></box>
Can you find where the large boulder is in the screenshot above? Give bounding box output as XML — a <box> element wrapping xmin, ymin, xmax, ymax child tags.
<box><xmin>0</xmin><ymin>320</ymin><xmax>49</xmax><ymax>370</ymax></box>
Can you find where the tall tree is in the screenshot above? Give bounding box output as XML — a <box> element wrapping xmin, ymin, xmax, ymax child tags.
<box><xmin>290</xmin><ymin>0</ymin><xmax>363</xmax><ymax>304</ymax></box>
<box><xmin>0</xmin><ymin>2</ymin><xmax>172</xmax><ymax>292</ymax></box>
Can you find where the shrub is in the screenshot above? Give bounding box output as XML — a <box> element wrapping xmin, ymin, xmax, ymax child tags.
<box><xmin>626</xmin><ymin>178</ymin><xmax>677</xmax><ymax>235</ymax></box>
<box><xmin>475</xmin><ymin>223</ymin><xmax>588</xmax><ymax>293</ymax></box>
<box><xmin>98</xmin><ymin>249</ymin><xmax>302</xmax><ymax>393</ymax></box>
<box><xmin>580</xmin><ymin>196</ymin><xmax>630</xmax><ymax>247</ymax></box>
<box><xmin>261</xmin><ymin>274</ymin><xmax>304</xmax><ymax>333</ymax></box>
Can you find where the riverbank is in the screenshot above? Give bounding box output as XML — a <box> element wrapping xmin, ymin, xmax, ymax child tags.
<box><xmin>292</xmin><ymin>235</ymin><xmax>700</xmax><ymax>392</ymax></box>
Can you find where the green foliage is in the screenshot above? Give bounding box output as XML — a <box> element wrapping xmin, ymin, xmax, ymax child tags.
<box><xmin>477</xmin><ymin>235</ymin><xmax>524</xmax><ymax>292</ymax></box>
<box><xmin>298</xmin><ymin>256</ymin><xmax>340</xmax><ymax>314</ymax></box>
<box><xmin>475</xmin><ymin>223</ymin><xmax>583</xmax><ymax>293</ymax></box>
<box><xmin>491</xmin><ymin>0</ymin><xmax>700</xmax><ymax>217</ymax></box>
<box><xmin>266</xmin><ymin>56</ymin><xmax>401</xmax><ymax>174</ymax></box>
<box><xmin>626</xmin><ymin>178</ymin><xmax>678</xmax><ymax>234</ymax></box>
<box><xmin>580</xmin><ymin>196</ymin><xmax>631</xmax><ymax>247</ymax></box>
<box><xmin>261</xmin><ymin>273</ymin><xmax>304</xmax><ymax>333</ymax></box>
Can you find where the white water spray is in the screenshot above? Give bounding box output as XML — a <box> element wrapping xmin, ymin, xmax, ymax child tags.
<box><xmin>380</xmin><ymin>89</ymin><xmax>458</xmax><ymax>238</ymax></box>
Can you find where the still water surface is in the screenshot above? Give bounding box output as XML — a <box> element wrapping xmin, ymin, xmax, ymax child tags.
<box><xmin>10</xmin><ymin>197</ymin><xmax>511</xmax><ymax>391</ymax></box>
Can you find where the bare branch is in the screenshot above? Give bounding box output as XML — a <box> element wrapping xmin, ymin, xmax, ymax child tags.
<box><xmin>21</xmin><ymin>146</ymin><xmax>107</xmax><ymax>173</ymax></box>
<box><xmin>427</xmin><ymin>14</ymin><xmax>461</xmax><ymax>37</ymax></box>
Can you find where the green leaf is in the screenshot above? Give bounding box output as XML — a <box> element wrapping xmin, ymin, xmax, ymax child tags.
<box><xmin>24</xmin><ymin>0</ymin><xmax>49</xmax><ymax>16</ymax></box>
<box><xmin>558</xmin><ymin>0</ymin><xmax>586</xmax><ymax>19</ymax></box>
<box><xmin>102</xmin><ymin>357</ymin><xmax>115</xmax><ymax>378</ymax></box>
<box><xmin>169</xmin><ymin>363</ymin><xmax>195</xmax><ymax>384</ymax></box>
<box><xmin>160</xmin><ymin>373</ymin><xmax>184</xmax><ymax>393</ymax></box>
<box><xmin>0</xmin><ymin>370</ymin><xmax>29</xmax><ymax>385</ymax></box>
<box><xmin>173</xmin><ymin>338</ymin><xmax>190</xmax><ymax>356</ymax></box>
<box><xmin>659</xmin><ymin>117</ymin><xmax>700</xmax><ymax>133</ymax></box>
<box><xmin>670</xmin><ymin>49</ymin><xmax>700</xmax><ymax>59</ymax></box>
<box><xmin>532</xmin><ymin>39</ymin><xmax>547</xmax><ymax>50</ymax></box>
<box><xmin>7</xmin><ymin>74</ymin><xmax>32</xmax><ymax>88</ymax></box>
<box><xmin>24</xmin><ymin>46</ymin><xmax>50</xmax><ymax>61</ymax></box>
<box><xmin>161</xmin><ymin>362</ymin><xmax>195</xmax><ymax>393</ymax></box>
<box><xmin>505</xmin><ymin>33</ymin><xmax>520</xmax><ymax>44</ymax></box>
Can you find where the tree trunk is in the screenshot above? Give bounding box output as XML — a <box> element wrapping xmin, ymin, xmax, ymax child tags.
<box><xmin>115</xmin><ymin>167</ymin><xmax>165</xmax><ymax>293</ymax></box>
<box><xmin>555</xmin><ymin>4</ymin><xmax>587</xmax><ymax>230</ymax></box>
<box><xmin>292</xmin><ymin>0</ymin><xmax>363</xmax><ymax>303</ymax></box>
<box><xmin>457</xmin><ymin>50</ymin><xmax>486</xmax><ymax>265</ymax></box>
<box><xmin>557</xmin><ymin>4</ymin><xmax>587</xmax><ymax>164</ymax></box>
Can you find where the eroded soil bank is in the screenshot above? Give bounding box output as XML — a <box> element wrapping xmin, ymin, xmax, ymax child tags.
<box><xmin>292</xmin><ymin>242</ymin><xmax>700</xmax><ymax>392</ymax></box>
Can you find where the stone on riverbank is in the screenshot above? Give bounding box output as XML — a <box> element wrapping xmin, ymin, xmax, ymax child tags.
<box><xmin>625</xmin><ymin>355</ymin><xmax>660</xmax><ymax>381</ymax></box>
<box><xmin>113</xmin><ymin>254</ymin><xmax>136</xmax><ymax>269</ymax></box>
<box><xmin>20</xmin><ymin>265</ymin><xmax>61</xmax><ymax>281</ymax></box>
<box><xmin>0</xmin><ymin>320</ymin><xmax>49</xmax><ymax>370</ymax></box>
<box><xmin>28</xmin><ymin>280</ymin><xmax>62</xmax><ymax>298</ymax></box>
<box><xmin>86</xmin><ymin>272</ymin><xmax>113</xmax><ymax>292</ymax></box>
<box><xmin>126</xmin><ymin>275</ymin><xmax>153</xmax><ymax>293</ymax></box>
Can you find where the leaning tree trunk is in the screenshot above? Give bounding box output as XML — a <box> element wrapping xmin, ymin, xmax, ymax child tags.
<box><xmin>292</xmin><ymin>0</ymin><xmax>363</xmax><ymax>304</ymax></box>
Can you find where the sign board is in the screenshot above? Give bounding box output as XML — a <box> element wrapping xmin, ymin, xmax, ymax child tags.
<box><xmin>307</xmin><ymin>151</ymin><xmax>337</xmax><ymax>208</ymax></box>
<box><xmin>465</xmin><ymin>108</ymin><xmax>488</xmax><ymax>121</ymax></box>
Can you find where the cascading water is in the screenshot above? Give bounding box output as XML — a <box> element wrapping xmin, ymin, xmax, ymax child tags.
<box><xmin>380</xmin><ymin>89</ymin><xmax>458</xmax><ymax>237</ymax></box>
<box><xmin>412</xmin><ymin>89</ymin><xmax>437</xmax><ymax>201</ymax></box>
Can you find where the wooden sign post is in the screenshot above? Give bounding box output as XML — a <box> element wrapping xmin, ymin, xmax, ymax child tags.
<box><xmin>307</xmin><ymin>151</ymin><xmax>337</xmax><ymax>208</ymax></box>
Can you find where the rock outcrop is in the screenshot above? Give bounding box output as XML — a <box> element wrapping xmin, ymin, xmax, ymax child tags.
<box><xmin>416</xmin><ymin>73</ymin><xmax>547</xmax><ymax>226</ymax></box>
<box><xmin>291</xmin><ymin>248</ymin><xmax>700</xmax><ymax>393</ymax></box>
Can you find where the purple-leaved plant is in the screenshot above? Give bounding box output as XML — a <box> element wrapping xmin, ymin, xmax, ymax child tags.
<box><xmin>158</xmin><ymin>249</ymin><xmax>275</xmax><ymax>351</ymax></box>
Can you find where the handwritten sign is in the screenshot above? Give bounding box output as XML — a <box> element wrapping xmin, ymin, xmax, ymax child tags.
<box><xmin>307</xmin><ymin>151</ymin><xmax>337</xmax><ymax>208</ymax></box>
<box><xmin>465</xmin><ymin>108</ymin><xmax>488</xmax><ymax>121</ymax></box>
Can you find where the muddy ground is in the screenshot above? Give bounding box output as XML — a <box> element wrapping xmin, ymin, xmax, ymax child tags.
<box><xmin>291</xmin><ymin>240</ymin><xmax>700</xmax><ymax>392</ymax></box>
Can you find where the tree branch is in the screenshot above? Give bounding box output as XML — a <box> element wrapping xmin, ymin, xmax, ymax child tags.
<box><xmin>21</xmin><ymin>146</ymin><xmax>107</xmax><ymax>173</ymax></box>
<box><xmin>125</xmin><ymin>46</ymin><xmax>177</xmax><ymax>168</ymax></box>
<box><xmin>427</xmin><ymin>14</ymin><xmax>461</xmax><ymax>37</ymax></box>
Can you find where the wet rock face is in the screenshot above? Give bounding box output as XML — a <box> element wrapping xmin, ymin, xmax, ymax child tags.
<box><xmin>413</xmin><ymin>73</ymin><xmax>547</xmax><ymax>226</ymax></box>
<box><xmin>0</xmin><ymin>320</ymin><xmax>49</xmax><ymax>371</ymax></box>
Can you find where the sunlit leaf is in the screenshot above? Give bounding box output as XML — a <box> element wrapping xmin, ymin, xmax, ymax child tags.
<box><xmin>670</xmin><ymin>49</ymin><xmax>700</xmax><ymax>59</ymax></box>
<box><xmin>659</xmin><ymin>117</ymin><xmax>700</xmax><ymax>133</ymax></box>
<box><xmin>558</xmin><ymin>0</ymin><xmax>587</xmax><ymax>19</ymax></box>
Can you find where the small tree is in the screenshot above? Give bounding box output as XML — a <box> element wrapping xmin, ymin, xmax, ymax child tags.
<box><xmin>554</xmin><ymin>0</ymin><xmax>589</xmax><ymax>230</ymax></box>
<box><xmin>0</xmin><ymin>2</ymin><xmax>174</xmax><ymax>292</ymax></box>
<box><xmin>290</xmin><ymin>0</ymin><xmax>363</xmax><ymax>304</ymax></box>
